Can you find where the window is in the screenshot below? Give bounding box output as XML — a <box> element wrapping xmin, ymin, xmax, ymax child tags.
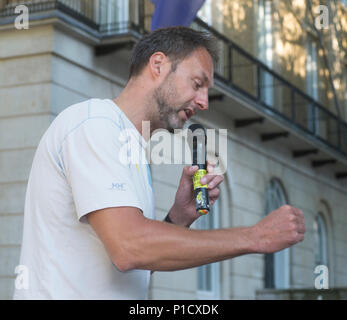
<box><xmin>264</xmin><ymin>179</ymin><xmax>290</xmax><ymax>289</ymax></box>
<box><xmin>306</xmin><ymin>37</ymin><xmax>319</xmax><ymax>133</ymax></box>
<box><xmin>313</xmin><ymin>213</ymin><xmax>328</xmax><ymax>267</ymax></box>
<box><xmin>193</xmin><ymin>201</ymin><xmax>221</xmax><ymax>299</ymax></box>
<box><xmin>306</xmin><ymin>40</ymin><xmax>318</xmax><ymax>100</ymax></box>
<box><xmin>197</xmin><ymin>0</ymin><xmax>227</xmax><ymax>78</ymax></box>
<box><xmin>257</xmin><ymin>0</ymin><xmax>274</xmax><ymax>107</ymax></box>
<box><xmin>99</xmin><ymin>0</ymin><xmax>129</xmax><ymax>33</ymax></box>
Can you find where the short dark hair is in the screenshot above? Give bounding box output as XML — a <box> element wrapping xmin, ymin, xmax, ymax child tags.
<box><xmin>129</xmin><ymin>26</ymin><xmax>218</xmax><ymax>78</ymax></box>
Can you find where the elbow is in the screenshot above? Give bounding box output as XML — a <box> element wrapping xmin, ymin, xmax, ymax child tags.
<box><xmin>113</xmin><ymin>262</ymin><xmax>134</xmax><ymax>273</ymax></box>
<box><xmin>112</xmin><ymin>254</ymin><xmax>137</xmax><ymax>272</ymax></box>
<box><xmin>111</xmin><ymin>244</ymin><xmax>143</xmax><ymax>272</ymax></box>
<box><xmin>110</xmin><ymin>230</ymin><xmax>150</xmax><ymax>272</ymax></box>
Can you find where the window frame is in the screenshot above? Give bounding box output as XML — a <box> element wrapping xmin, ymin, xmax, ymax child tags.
<box><xmin>313</xmin><ymin>212</ymin><xmax>328</xmax><ymax>267</ymax></box>
<box><xmin>193</xmin><ymin>200</ymin><xmax>221</xmax><ymax>300</ymax></box>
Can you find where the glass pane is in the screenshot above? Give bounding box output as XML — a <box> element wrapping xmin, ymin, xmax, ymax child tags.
<box><xmin>197</xmin><ymin>206</ymin><xmax>213</xmax><ymax>291</ymax></box>
<box><xmin>205</xmin><ymin>264</ymin><xmax>212</xmax><ymax>291</ymax></box>
<box><xmin>316</xmin><ymin>108</ymin><xmax>339</xmax><ymax>148</ymax></box>
<box><xmin>264</xmin><ymin>179</ymin><xmax>290</xmax><ymax>289</ymax></box>
<box><xmin>314</xmin><ymin>214</ymin><xmax>327</xmax><ymax>266</ymax></box>
<box><xmin>313</xmin><ymin>218</ymin><xmax>320</xmax><ymax>265</ymax></box>
<box><xmin>273</xmin><ymin>77</ymin><xmax>292</xmax><ymax>118</ymax></box>
<box><xmin>196</xmin><ymin>203</ymin><xmax>220</xmax><ymax>297</ymax></box>
<box><xmin>198</xmin><ymin>265</ymin><xmax>204</xmax><ymax>290</ymax></box>
<box><xmin>306</xmin><ymin>40</ymin><xmax>318</xmax><ymax>100</ymax></box>
<box><xmin>341</xmin><ymin>124</ymin><xmax>347</xmax><ymax>154</ymax></box>
<box><xmin>215</xmin><ymin>40</ymin><xmax>229</xmax><ymax>79</ymax></box>
<box><xmin>231</xmin><ymin>49</ymin><xmax>257</xmax><ymax>98</ymax></box>
<box><xmin>259</xmin><ymin>68</ymin><xmax>274</xmax><ymax>108</ymax></box>
<box><xmin>99</xmin><ymin>0</ymin><xmax>129</xmax><ymax>33</ymax></box>
<box><xmin>294</xmin><ymin>92</ymin><xmax>311</xmax><ymax>131</ymax></box>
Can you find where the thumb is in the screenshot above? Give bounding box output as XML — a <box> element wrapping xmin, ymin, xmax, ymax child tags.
<box><xmin>181</xmin><ymin>165</ymin><xmax>199</xmax><ymax>184</ymax></box>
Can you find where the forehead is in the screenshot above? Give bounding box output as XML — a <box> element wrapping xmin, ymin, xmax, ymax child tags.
<box><xmin>178</xmin><ymin>48</ymin><xmax>214</xmax><ymax>87</ymax></box>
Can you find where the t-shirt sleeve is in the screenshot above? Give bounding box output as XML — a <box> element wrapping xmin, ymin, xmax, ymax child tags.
<box><xmin>61</xmin><ymin>118</ymin><xmax>142</xmax><ymax>222</ymax></box>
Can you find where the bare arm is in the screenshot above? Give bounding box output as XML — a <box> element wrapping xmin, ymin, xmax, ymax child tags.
<box><xmin>87</xmin><ymin>204</ymin><xmax>305</xmax><ymax>272</ymax></box>
<box><xmin>87</xmin><ymin>207</ymin><xmax>257</xmax><ymax>272</ymax></box>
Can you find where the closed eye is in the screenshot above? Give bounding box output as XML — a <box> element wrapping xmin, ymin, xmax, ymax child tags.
<box><xmin>193</xmin><ymin>80</ymin><xmax>202</xmax><ymax>90</ymax></box>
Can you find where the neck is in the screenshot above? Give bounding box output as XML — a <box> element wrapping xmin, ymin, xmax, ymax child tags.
<box><xmin>113</xmin><ymin>78</ymin><xmax>157</xmax><ymax>140</ymax></box>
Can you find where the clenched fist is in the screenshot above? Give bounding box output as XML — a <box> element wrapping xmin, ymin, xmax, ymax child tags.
<box><xmin>253</xmin><ymin>205</ymin><xmax>306</xmax><ymax>254</ymax></box>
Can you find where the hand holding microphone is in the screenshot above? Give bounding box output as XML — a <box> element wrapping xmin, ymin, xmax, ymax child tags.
<box><xmin>188</xmin><ymin>124</ymin><xmax>210</xmax><ymax>215</ymax></box>
<box><xmin>167</xmin><ymin>124</ymin><xmax>224</xmax><ymax>227</ymax></box>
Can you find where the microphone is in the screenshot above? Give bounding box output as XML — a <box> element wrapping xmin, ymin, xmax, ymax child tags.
<box><xmin>188</xmin><ymin>124</ymin><xmax>210</xmax><ymax>215</ymax></box>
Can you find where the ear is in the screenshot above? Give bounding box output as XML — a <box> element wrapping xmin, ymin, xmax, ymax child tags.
<box><xmin>148</xmin><ymin>52</ymin><xmax>168</xmax><ymax>79</ymax></box>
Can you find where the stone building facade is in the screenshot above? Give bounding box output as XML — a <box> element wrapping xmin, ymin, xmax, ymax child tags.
<box><xmin>0</xmin><ymin>0</ymin><xmax>346</xmax><ymax>300</ymax></box>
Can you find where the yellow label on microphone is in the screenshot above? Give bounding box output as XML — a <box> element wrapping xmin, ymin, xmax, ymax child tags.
<box><xmin>193</xmin><ymin>169</ymin><xmax>208</xmax><ymax>190</ymax></box>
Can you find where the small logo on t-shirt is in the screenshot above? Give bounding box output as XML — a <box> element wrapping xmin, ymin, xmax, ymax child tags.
<box><xmin>109</xmin><ymin>182</ymin><xmax>126</xmax><ymax>191</ymax></box>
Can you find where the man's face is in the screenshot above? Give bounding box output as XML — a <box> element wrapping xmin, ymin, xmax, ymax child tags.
<box><xmin>152</xmin><ymin>48</ymin><xmax>214</xmax><ymax>132</ymax></box>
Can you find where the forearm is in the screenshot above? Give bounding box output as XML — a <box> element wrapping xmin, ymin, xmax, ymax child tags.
<box><xmin>152</xmin><ymin>214</ymin><xmax>192</xmax><ymax>274</ymax></box>
<box><xmin>122</xmin><ymin>217</ymin><xmax>258</xmax><ymax>272</ymax></box>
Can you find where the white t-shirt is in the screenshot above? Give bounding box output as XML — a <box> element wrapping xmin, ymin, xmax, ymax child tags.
<box><xmin>13</xmin><ymin>98</ymin><xmax>155</xmax><ymax>300</ymax></box>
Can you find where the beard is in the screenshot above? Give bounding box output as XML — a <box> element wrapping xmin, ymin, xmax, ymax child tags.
<box><xmin>152</xmin><ymin>77</ymin><xmax>189</xmax><ymax>133</ymax></box>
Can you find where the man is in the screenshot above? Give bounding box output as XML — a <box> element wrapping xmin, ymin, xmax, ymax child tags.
<box><xmin>14</xmin><ymin>27</ymin><xmax>305</xmax><ymax>300</ymax></box>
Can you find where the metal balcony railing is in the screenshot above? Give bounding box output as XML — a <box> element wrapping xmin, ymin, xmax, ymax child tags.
<box><xmin>192</xmin><ymin>18</ymin><xmax>347</xmax><ymax>157</ymax></box>
<box><xmin>1</xmin><ymin>0</ymin><xmax>346</xmax><ymax>158</ymax></box>
<box><xmin>0</xmin><ymin>0</ymin><xmax>146</xmax><ymax>33</ymax></box>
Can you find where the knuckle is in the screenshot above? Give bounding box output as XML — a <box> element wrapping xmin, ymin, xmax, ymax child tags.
<box><xmin>289</xmin><ymin>222</ymin><xmax>297</xmax><ymax>232</ymax></box>
<box><xmin>209</xmin><ymin>189</ymin><xmax>220</xmax><ymax>199</ymax></box>
<box><xmin>291</xmin><ymin>231</ymin><xmax>299</xmax><ymax>243</ymax></box>
<box><xmin>205</xmin><ymin>176</ymin><xmax>214</xmax><ymax>184</ymax></box>
<box><xmin>289</xmin><ymin>214</ymin><xmax>296</xmax><ymax>222</ymax></box>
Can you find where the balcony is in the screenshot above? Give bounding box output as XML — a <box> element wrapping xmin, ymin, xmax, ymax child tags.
<box><xmin>1</xmin><ymin>0</ymin><xmax>347</xmax><ymax>179</ymax></box>
<box><xmin>0</xmin><ymin>0</ymin><xmax>147</xmax><ymax>37</ymax></box>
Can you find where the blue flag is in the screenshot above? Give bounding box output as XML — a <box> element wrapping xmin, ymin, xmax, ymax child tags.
<box><xmin>151</xmin><ymin>0</ymin><xmax>206</xmax><ymax>31</ymax></box>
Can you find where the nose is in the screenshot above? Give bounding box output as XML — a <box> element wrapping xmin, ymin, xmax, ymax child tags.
<box><xmin>195</xmin><ymin>88</ymin><xmax>209</xmax><ymax>111</ymax></box>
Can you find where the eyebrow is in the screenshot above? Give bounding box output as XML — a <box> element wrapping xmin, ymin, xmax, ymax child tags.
<box><xmin>201</xmin><ymin>72</ymin><xmax>214</xmax><ymax>88</ymax></box>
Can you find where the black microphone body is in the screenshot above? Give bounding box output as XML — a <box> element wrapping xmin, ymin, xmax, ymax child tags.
<box><xmin>188</xmin><ymin>124</ymin><xmax>210</xmax><ymax>215</ymax></box>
